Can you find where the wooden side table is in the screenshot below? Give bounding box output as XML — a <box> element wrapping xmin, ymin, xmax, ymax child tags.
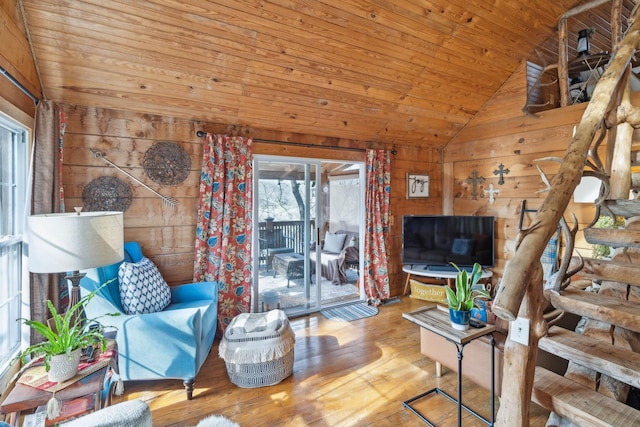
<box><xmin>402</xmin><ymin>305</ymin><xmax>496</xmax><ymax>426</ymax></box>
<box><xmin>1</xmin><ymin>367</ymin><xmax>112</xmax><ymax>425</ymax></box>
<box><xmin>1</xmin><ymin>332</ymin><xmax>118</xmax><ymax>426</ymax></box>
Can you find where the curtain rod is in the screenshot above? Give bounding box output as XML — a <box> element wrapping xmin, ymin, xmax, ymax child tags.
<box><xmin>196</xmin><ymin>130</ymin><xmax>397</xmax><ymax>155</ymax></box>
<box><xmin>0</xmin><ymin>66</ymin><xmax>39</xmax><ymax>105</ymax></box>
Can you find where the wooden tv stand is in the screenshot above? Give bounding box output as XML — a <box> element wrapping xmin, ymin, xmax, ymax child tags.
<box><xmin>402</xmin><ymin>265</ymin><xmax>493</xmax><ymax>295</ymax></box>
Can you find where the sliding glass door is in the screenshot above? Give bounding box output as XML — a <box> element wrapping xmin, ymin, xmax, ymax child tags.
<box><xmin>253</xmin><ymin>156</ymin><xmax>363</xmax><ymax>316</ymax></box>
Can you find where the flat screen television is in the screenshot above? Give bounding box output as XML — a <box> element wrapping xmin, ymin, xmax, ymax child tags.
<box><xmin>402</xmin><ymin>215</ymin><xmax>495</xmax><ymax>270</ymax></box>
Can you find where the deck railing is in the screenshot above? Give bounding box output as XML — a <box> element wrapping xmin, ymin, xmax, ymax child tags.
<box><xmin>257</xmin><ymin>219</ymin><xmax>315</xmax><ymax>254</ymax></box>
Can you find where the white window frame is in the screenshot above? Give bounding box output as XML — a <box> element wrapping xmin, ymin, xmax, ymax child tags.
<box><xmin>252</xmin><ymin>155</ymin><xmax>366</xmax><ymax>314</ymax></box>
<box><xmin>0</xmin><ymin>112</ymin><xmax>30</xmax><ymax>378</ymax></box>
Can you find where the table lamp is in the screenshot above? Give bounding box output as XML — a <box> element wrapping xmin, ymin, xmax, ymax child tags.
<box><xmin>27</xmin><ymin>209</ymin><xmax>124</xmax><ymax>321</ymax></box>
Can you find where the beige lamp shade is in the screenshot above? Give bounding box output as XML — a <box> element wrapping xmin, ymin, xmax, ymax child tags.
<box><xmin>27</xmin><ymin>211</ymin><xmax>124</xmax><ymax>273</ymax></box>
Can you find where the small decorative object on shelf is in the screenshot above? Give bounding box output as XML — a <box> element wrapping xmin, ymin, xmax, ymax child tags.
<box><xmin>576</xmin><ymin>28</ymin><xmax>595</xmax><ymax>58</ymax></box>
<box><xmin>445</xmin><ymin>263</ymin><xmax>491</xmax><ymax>331</ymax></box>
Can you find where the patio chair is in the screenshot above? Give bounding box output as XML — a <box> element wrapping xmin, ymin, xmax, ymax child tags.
<box><xmin>259</xmin><ymin>229</ymin><xmax>294</xmax><ymax>270</ymax></box>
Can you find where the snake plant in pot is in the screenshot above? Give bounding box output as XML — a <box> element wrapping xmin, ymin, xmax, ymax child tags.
<box><xmin>445</xmin><ymin>262</ymin><xmax>491</xmax><ymax>331</ymax></box>
<box><xmin>18</xmin><ymin>284</ymin><xmax>117</xmax><ymax>382</ymax></box>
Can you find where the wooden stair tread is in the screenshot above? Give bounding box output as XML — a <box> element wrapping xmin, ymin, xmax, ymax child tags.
<box><xmin>602</xmin><ymin>199</ymin><xmax>640</xmax><ymax>218</ymax></box>
<box><xmin>574</xmin><ymin>258</ymin><xmax>640</xmax><ymax>287</ymax></box>
<box><xmin>539</xmin><ymin>326</ymin><xmax>640</xmax><ymax>388</ymax></box>
<box><xmin>549</xmin><ymin>289</ymin><xmax>640</xmax><ymax>334</ymax></box>
<box><xmin>532</xmin><ymin>367</ymin><xmax>640</xmax><ymax>427</ymax></box>
<box><xmin>584</xmin><ymin>227</ymin><xmax>640</xmax><ymax>248</ymax></box>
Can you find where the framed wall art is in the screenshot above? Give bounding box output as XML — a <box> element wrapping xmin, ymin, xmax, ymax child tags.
<box><xmin>407</xmin><ymin>173</ymin><xmax>430</xmax><ymax>198</ymax></box>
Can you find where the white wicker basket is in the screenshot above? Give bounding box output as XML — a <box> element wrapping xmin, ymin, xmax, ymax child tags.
<box><xmin>219</xmin><ymin>310</ymin><xmax>295</xmax><ymax>388</ymax></box>
<box><xmin>224</xmin><ymin>348</ymin><xmax>294</xmax><ymax>388</ymax></box>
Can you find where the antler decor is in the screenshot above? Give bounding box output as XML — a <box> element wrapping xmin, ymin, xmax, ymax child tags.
<box><xmin>533</xmin><ymin>158</ymin><xmax>584</xmax><ymax>291</ymax></box>
<box><xmin>90</xmin><ymin>148</ymin><xmax>178</xmax><ymax>208</ymax></box>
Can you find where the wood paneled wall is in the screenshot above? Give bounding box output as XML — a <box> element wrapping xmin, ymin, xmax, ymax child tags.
<box><xmin>444</xmin><ymin>61</ymin><xmax>596</xmax><ymax>285</ymax></box>
<box><xmin>0</xmin><ymin>0</ymin><xmax>39</xmax><ymax>117</ymax></box>
<box><xmin>60</xmin><ymin>103</ymin><xmax>441</xmax><ymax>295</ymax></box>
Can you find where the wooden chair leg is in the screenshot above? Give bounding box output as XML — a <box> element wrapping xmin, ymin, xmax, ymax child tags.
<box><xmin>184</xmin><ymin>379</ymin><xmax>194</xmax><ymax>400</ymax></box>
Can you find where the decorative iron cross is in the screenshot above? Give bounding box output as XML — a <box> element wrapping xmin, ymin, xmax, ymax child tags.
<box><xmin>484</xmin><ymin>183</ymin><xmax>499</xmax><ymax>204</ymax></box>
<box><xmin>466</xmin><ymin>170</ymin><xmax>485</xmax><ymax>200</ymax></box>
<box><xmin>493</xmin><ymin>163</ymin><xmax>510</xmax><ymax>185</ymax></box>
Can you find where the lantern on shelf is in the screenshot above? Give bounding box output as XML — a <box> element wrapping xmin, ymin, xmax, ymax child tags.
<box><xmin>577</xmin><ymin>28</ymin><xmax>594</xmax><ymax>57</ymax></box>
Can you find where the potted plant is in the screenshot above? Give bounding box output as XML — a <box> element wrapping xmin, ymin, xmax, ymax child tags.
<box><xmin>445</xmin><ymin>262</ymin><xmax>491</xmax><ymax>331</ymax></box>
<box><xmin>18</xmin><ymin>286</ymin><xmax>116</xmax><ymax>382</ymax></box>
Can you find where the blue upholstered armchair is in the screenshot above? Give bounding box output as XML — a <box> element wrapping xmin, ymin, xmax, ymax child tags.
<box><xmin>80</xmin><ymin>242</ymin><xmax>218</xmax><ymax>399</ymax></box>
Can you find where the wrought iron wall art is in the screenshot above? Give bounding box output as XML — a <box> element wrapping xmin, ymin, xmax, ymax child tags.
<box><xmin>90</xmin><ymin>148</ymin><xmax>178</xmax><ymax>208</ymax></box>
<box><xmin>82</xmin><ymin>176</ymin><xmax>133</xmax><ymax>212</ymax></box>
<box><xmin>493</xmin><ymin>163</ymin><xmax>510</xmax><ymax>185</ymax></box>
<box><xmin>143</xmin><ymin>141</ymin><xmax>191</xmax><ymax>186</ymax></box>
<box><xmin>466</xmin><ymin>170</ymin><xmax>485</xmax><ymax>200</ymax></box>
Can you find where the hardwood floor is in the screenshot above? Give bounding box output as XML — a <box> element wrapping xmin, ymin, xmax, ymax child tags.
<box><xmin>113</xmin><ymin>297</ymin><xmax>550</xmax><ymax>426</ymax></box>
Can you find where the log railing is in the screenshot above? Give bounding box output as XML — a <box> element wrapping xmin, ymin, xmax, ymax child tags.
<box><xmin>524</xmin><ymin>0</ymin><xmax>625</xmax><ymax>114</ymax></box>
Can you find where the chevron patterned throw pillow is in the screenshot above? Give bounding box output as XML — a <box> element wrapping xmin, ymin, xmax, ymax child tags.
<box><xmin>118</xmin><ymin>257</ymin><xmax>171</xmax><ymax>315</ymax></box>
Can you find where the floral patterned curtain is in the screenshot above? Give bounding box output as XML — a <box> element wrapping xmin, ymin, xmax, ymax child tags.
<box><xmin>363</xmin><ymin>149</ymin><xmax>391</xmax><ymax>305</ymax></box>
<box><xmin>194</xmin><ymin>134</ymin><xmax>253</xmax><ymax>334</ymax></box>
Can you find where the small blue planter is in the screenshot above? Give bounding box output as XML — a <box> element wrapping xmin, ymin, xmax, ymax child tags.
<box><xmin>449</xmin><ymin>309</ymin><xmax>471</xmax><ymax>331</ymax></box>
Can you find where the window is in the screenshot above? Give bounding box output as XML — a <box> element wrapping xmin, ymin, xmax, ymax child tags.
<box><xmin>0</xmin><ymin>114</ymin><xmax>29</xmax><ymax>375</ymax></box>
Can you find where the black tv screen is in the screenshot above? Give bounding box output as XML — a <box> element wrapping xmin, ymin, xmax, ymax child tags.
<box><xmin>402</xmin><ymin>215</ymin><xmax>495</xmax><ymax>268</ymax></box>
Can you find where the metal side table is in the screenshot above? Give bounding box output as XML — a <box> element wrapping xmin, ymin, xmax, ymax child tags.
<box><xmin>402</xmin><ymin>305</ymin><xmax>496</xmax><ymax>427</ymax></box>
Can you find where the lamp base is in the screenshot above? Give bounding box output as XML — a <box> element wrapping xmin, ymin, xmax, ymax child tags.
<box><xmin>65</xmin><ymin>271</ymin><xmax>87</xmax><ymax>326</ymax></box>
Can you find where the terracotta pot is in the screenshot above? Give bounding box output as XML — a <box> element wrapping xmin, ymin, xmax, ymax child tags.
<box><xmin>48</xmin><ymin>348</ymin><xmax>82</xmax><ymax>382</ymax></box>
<box><xmin>449</xmin><ymin>308</ymin><xmax>471</xmax><ymax>331</ymax></box>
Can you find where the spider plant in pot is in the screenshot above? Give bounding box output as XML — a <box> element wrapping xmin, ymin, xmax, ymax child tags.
<box><xmin>18</xmin><ymin>285</ymin><xmax>116</xmax><ymax>382</ymax></box>
<box><xmin>445</xmin><ymin>262</ymin><xmax>491</xmax><ymax>331</ymax></box>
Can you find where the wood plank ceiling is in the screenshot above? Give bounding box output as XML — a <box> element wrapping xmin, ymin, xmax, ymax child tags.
<box><xmin>19</xmin><ymin>0</ymin><xmax>634</xmax><ymax>147</ymax></box>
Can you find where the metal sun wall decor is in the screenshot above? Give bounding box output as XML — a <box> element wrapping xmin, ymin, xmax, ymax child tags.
<box><xmin>90</xmin><ymin>148</ymin><xmax>178</xmax><ymax>208</ymax></box>
<box><xmin>143</xmin><ymin>141</ymin><xmax>191</xmax><ymax>186</ymax></box>
<box><xmin>82</xmin><ymin>176</ymin><xmax>133</xmax><ymax>212</ymax></box>
<box><xmin>466</xmin><ymin>170</ymin><xmax>485</xmax><ymax>200</ymax></box>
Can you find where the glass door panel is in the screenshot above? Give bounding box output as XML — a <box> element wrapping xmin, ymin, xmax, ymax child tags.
<box><xmin>253</xmin><ymin>158</ymin><xmax>319</xmax><ymax>315</ymax></box>
<box><xmin>253</xmin><ymin>156</ymin><xmax>364</xmax><ymax>316</ymax></box>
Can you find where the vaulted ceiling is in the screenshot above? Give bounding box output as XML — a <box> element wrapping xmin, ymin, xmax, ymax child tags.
<box><xmin>19</xmin><ymin>0</ymin><xmax>635</xmax><ymax>147</ymax></box>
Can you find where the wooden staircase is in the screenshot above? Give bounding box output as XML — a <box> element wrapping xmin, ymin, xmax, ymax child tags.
<box><xmin>510</xmin><ymin>207</ymin><xmax>640</xmax><ymax>426</ymax></box>
<box><xmin>492</xmin><ymin>2</ymin><xmax>640</xmax><ymax>426</ymax></box>
<box><xmin>532</xmin><ymin>255</ymin><xmax>640</xmax><ymax>425</ymax></box>
<box><xmin>531</xmin><ymin>202</ymin><xmax>640</xmax><ymax>425</ymax></box>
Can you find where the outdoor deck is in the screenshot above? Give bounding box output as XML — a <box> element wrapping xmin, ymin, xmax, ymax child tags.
<box><xmin>256</xmin><ymin>264</ymin><xmax>360</xmax><ymax>313</ymax></box>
